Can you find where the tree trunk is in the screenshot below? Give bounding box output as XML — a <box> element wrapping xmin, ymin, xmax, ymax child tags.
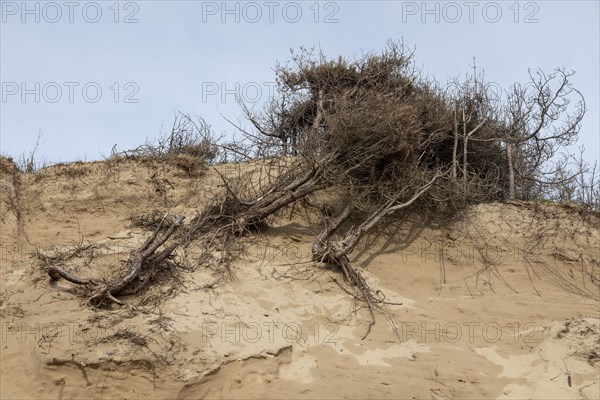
<box><xmin>452</xmin><ymin>107</ymin><xmax>459</xmax><ymax>180</ymax></box>
<box><xmin>462</xmin><ymin>109</ymin><xmax>469</xmax><ymax>193</ymax></box>
<box><xmin>506</xmin><ymin>141</ymin><xmax>515</xmax><ymax>199</ymax></box>
<box><xmin>237</xmin><ymin>162</ymin><xmax>327</xmax><ymax>230</ymax></box>
<box><xmin>312</xmin><ymin>89</ymin><xmax>324</xmax><ymax>132</ymax></box>
<box><xmin>312</xmin><ymin>203</ymin><xmax>353</xmax><ymax>257</ymax></box>
<box><xmin>282</xmin><ymin>137</ymin><xmax>288</xmax><ymax>157</ymax></box>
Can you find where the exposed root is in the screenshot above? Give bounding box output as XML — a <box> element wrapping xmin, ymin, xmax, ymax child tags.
<box><xmin>314</xmin><ymin>243</ymin><xmax>400</xmax><ymax>340</ymax></box>
<box><xmin>44</xmin><ymin>214</ymin><xmax>185</xmax><ymax>307</ymax></box>
<box><xmin>47</xmin><ymin>265</ymin><xmax>98</xmax><ymax>286</ymax></box>
<box><xmin>309</xmin><ymin>182</ymin><xmax>441</xmax><ymax>340</ymax></box>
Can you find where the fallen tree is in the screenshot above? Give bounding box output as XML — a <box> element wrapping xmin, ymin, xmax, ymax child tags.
<box><xmin>39</xmin><ymin>41</ymin><xmax>593</xmax><ymax>340</ymax></box>
<box><xmin>45</xmin><ymin>215</ymin><xmax>185</xmax><ymax>307</ymax></box>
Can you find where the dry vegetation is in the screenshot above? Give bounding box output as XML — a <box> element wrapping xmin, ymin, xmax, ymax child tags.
<box><xmin>5</xmin><ymin>41</ymin><xmax>599</xmax><ymax>342</ymax></box>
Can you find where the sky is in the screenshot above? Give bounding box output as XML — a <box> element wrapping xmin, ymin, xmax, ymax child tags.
<box><xmin>1</xmin><ymin>0</ymin><xmax>599</xmax><ymax>168</ymax></box>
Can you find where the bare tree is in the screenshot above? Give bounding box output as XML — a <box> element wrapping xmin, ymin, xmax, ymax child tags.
<box><xmin>500</xmin><ymin>68</ymin><xmax>586</xmax><ymax>199</ymax></box>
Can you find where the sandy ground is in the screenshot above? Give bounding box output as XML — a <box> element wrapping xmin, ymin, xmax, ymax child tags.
<box><xmin>0</xmin><ymin>157</ymin><xmax>598</xmax><ymax>399</ymax></box>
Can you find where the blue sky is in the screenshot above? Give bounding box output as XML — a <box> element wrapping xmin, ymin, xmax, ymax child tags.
<box><xmin>1</xmin><ymin>1</ymin><xmax>598</xmax><ymax>167</ymax></box>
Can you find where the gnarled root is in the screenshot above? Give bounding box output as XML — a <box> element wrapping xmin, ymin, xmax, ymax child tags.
<box><xmin>45</xmin><ymin>214</ymin><xmax>185</xmax><ymax>307</ymax></box>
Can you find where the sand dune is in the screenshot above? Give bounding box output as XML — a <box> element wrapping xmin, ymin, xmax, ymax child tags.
<box><xmin>1</xmin><ymin>157</ymin><xmax>598</xmax><ymax>399</ymax></box>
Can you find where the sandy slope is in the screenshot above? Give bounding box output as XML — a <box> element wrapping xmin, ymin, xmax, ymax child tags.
<box><xmin>0</xmin><ymin>157</ymin><xmax>598</xmax><ymax>399</ymax></box>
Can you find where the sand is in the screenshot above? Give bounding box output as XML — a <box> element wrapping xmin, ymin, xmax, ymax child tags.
<box><xmin>1</xmin><ymin>157</ymin><xmax>598</xmax><ymax>399</ymax></box>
